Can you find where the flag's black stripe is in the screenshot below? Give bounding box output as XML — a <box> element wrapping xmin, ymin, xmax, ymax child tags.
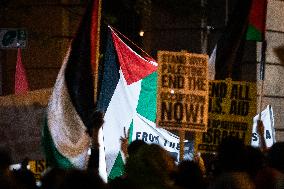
<box><xmin>215</xmin><ymin>0</ymin><xmax>252</xmax><ymax>80</ymax></box>
<box><xmin>65</xmin><ymin>0</ymin><xmax>96</xmax><ymax>131</ymax></box>
<box><xmin>97</xmin><ymin>29</ymin><xmax>120</xmax><ymax>113</ymax></box>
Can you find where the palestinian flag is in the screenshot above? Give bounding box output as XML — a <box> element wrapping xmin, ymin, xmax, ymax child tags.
<box><xmin>97</xmin><ymin>27</ymin><xmax>157</xmax><ymax>181</ymax></box>
<box><xmin>42</xmin><ymin>0</ymin><xmax>100</xmax><ymax>169</ymax></box>
<box><xmin>214</xmin><ymin>0</ymin><xmax>252</xmax><ymax>80</ymax></box>
<box><xmin>246</xmin><ymin>0</ymin><xmax>267</xmax><ymax>41</ymax></box>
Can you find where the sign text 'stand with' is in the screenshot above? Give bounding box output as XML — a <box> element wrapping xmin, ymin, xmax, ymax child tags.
<box><xmin>157</xmin><ymin>51</ymin><xmax>209</xmax><ymax>132</ymax></box>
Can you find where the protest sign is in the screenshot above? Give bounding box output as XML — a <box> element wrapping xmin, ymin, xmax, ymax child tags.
<box><xmin>157</xmin><ymin>51</ymin><xmax>209</xmax><ymax>132</ymax></box>
<box><xmin>195</xmin><ymin>79</ymin><xmax>257</xmax><ymax>153</ymax></box>
<box><xmin>28</xmin><ymin>160</ymin><xmax>46</xmax><ymax>183</ymax></box>
<box><xmin>251</xmin><ymin>105</ymin><xmax>275</xmax><ymax>148</ymax></box>
<box><xmin>131</xmin><ymin>113</ymin><xmax>194</xmax><ymax>162</ymax></box>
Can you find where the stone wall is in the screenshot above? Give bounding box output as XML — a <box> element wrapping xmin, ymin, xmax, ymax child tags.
<box><xmin>257</xmin><ymin>0</ymin><xmax>284</xmax><ymax>141</ymax></box>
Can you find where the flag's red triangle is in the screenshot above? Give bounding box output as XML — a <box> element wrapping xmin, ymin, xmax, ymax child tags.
<box><xmin>111</xmin><ymin>29</ymin><xmax>157</xmax><ymax>85</ymax></box>
<box><xmin>15</xmin><ymin>48</ymin><xmax>29</xmax><ymax>95</ymax></box>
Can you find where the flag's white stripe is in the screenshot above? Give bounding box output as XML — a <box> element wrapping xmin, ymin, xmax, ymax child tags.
<box><xmin>102</xmin><ymin>69</ymin><xmax>142</xmax><ymax>174</ymax></box>
<box><xmin>47</xmin><ymin>48</ymin><xmax>91</xmax><ymax>169</ymax></box>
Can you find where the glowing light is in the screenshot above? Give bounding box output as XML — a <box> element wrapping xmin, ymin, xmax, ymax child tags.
<box><xmin>139</xmin><ymin>30</ymin><xmax>144</xmax><ymax>37</ymax></box>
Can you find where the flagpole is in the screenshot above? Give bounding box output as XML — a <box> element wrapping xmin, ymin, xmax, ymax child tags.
<box><xmin>92</xmin><ymin>0</ymin><xmax>102</xmax><ymax>103</ymax></box>
<box><xmin>258</xmin><ymin>40</ymin><xmax>267</xmax><ymax>150</ymax></box>
<box><xmin>179</xmin><ymin>130</ymin><xmax>185</xmax><ymax>161</ymax></box>
<box><xmin>200</xmin><ymin>0</ymin><xmax>207</xmax><ymax>54</ymax></box>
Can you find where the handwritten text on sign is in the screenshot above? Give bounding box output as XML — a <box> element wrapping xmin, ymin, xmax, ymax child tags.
<box><xmin>157</xmin><ymin>51</ymin><xmax>209</xmax><ymax>131</ymax></box>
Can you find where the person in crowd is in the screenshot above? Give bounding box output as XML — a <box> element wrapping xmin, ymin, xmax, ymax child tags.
<box><xmin>173</xmin><ymin>160</ymin><xmax>207</xmax><ymax>189</ymax></box>
<box><xmin>0</xmin><ymin>148</ymin><xmax>12</xmax><ymax>177</ymax></box>
<box><xmin>40</xmin><ymin>167</ymin><xmax>66</xmax><ymax>189</ymax></box>
<box><xmin>125</xmin><ymin>143</ymin><xmax>178</xmax><ymax>189</ymax></box>
<box><xmin>254</xmin><ymin>142</ymin><xmax>284</xmax><ymax>189</ymax></box>
<box><xmin>59</xmin><ymin>169</ymin><xmax>107</xmax><ymax>189</ymax></box>
<box><xmin>13</xmin><ymin>158</ymin><xmax>38</xmax><ymax>189</ymax></box>
<box><xmin>87</xmin><ymin>111</ymin><xmax>104</xmax><ymax>172</ymax></box>
<box><xmin>245</xmin><ymin>146</ymin><xmax>265</xmax><ymax>180</ymax></box>
<box><xmin>109</xmin><ymin>140</ymin><xmax>147</xmax><ymax>189</ymax></box>
<box><xmin>207</xmin><ymin>136</ymin><xmax>255</xmax><ymax>189</ymax></box>
<box><xmin>0</xmin><ymin>148</ymin><xmax>23</xmax><ymax>189</ymax></box>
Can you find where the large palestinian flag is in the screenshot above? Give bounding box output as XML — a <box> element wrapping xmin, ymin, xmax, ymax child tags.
<box><xmin>42</xmin><ymin>0</ymin><xmax>100</xmax><ymax>169</ymax></box>
<box><xmin>97</xmin><ymin>27</ymin><xmax>157</xmax><ymax>180</ymax></box>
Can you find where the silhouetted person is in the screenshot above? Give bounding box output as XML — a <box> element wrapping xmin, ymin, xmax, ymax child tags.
<box><xmin>0</xmin><ymin>148</ymin><xmax>22</xmax><ymax>189</ymax></box>
<box><xmin>87</xmin><ymin>111</ymin><xmax>104</xmax><ymax>172</ymax></box>
<box><xmin>245</xmin><ymin>146</ymin><xmax>265</xmax><ymax>180</ymax></box>
<box><xmin>208</xmin><ymin>137</ymin><xmax>255</xmax><ymax>189</ymax></box>
<box><xmin>217</xmin><ymin>136</ymin><xmax>248</xmax><ymax>172</ymax></box>
<box><xmin>13</xmin><ymin>168</ymin><xmax>38</xmax><ymax>189</ymax></box>
<box><xmin>41</xmin><ymin>167</ymin><xmax>66</xmax><ymax>189</ymax></box>
<box><xmin>125</xmin><ymin>143</ymin><xmax>177</xmax><ymax>189</ymax></box>
<box><xmin>127</xmin><ymin>140</ymin><xmax>147</xmax><ymax>157</ymax></box>
<box><xmin>266</xmin><ymin>142</ymin><xmax>284</xmax><ymax>174</ymax></box>
<box><xmin>254</xmin><ymin>142</ymin><xmax>284</xmax><ymax>189</ymax></box>
<box><xmin>109</xmin><ymin>140</ymin><xmax>147</xmax><ymax>189</ymax></box>
<box><xmin>173</xmin><ymin>160</ymin><xmax>207</xmax><ymax>189</ymax></box>
<box><xmin>59</xmin><ymin>169</ymin><xmax>106</xmax><ymax>189</ymax></box>
<box><xmin>0</xmin><ymin>148</ymin><xmax>12</xmax><ymax>177</ymax></box>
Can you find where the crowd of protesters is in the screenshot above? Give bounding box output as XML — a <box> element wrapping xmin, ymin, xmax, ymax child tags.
<box><xmin>0</xmin><ymin>136</ymin><xmax>284</xmax><ymax>189</ymax></box>
<box><xmin>0</xmin><ymin>113</ymin><xmax>284</xmax><ymax>189</ymax></box>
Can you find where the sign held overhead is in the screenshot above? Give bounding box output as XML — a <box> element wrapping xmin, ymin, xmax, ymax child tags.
<box><xmin>157</xmin><ymin>51</ymin><xmax>209</xmax><ymax>132</ymax></box>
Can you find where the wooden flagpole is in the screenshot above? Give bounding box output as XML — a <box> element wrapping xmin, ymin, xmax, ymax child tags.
<box><xmin>179</xmin><ymin>130</ymin><xmax>185</xmax><ymax>161</ymax></box>
<box><xmin>93</xmin><ymin>0</ymin><xmax>102</xmax><ymax>102</ymax></box>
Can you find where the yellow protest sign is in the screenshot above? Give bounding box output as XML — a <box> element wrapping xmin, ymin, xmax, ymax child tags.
<box><xmin>157</xmin><ymin>51</ymin><xmax>209</xmax><ymax>132</ymax></box>
<box><xmin>195</xmin><ymin>79</ymin><xmax>257</xmax><ymax>153</ymax></box>
<box><xmin>28</xmin><ymin>160</ymin><xmax>46</xmax><ymax>182</ymax></box>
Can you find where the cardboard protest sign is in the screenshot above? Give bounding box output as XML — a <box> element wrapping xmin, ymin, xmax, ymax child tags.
<box><xmin>195</xmin><ymin>79</ymin><xmax>257</xmax><ymax>153</ymax></box>
<box><xmin>28</xmin><ymin>160</ymin><xmax>46</xmax><ymax>183</ymax></box>
<box><xmin>157</xmin><ymin>51</ymin><xmax>209</xmax><ymax>132</ymax></box>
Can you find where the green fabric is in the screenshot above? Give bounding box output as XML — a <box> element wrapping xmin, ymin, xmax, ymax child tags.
<box><xmin>128</xmin><ymin>120</ymin><xmax>134</xmax><ymax>145</ymax></box>
<box><xmin>136</xmin><ymin>72</ymin><xmax>158</xmax><ymax>122</ymax></box>
<box><xmin>246</xmin><ymin>25</ymin><xmax>262</xmax><ymax>41</ymax></box>
<box><xmin>42</xmin><ymin>117</ymin><xmax>74</xmax><ymax>169</ymax></box>
<box><xmin>108</xmin><ymin>152</ymin><xmax>125</xmax><ymax>181</ymax></box>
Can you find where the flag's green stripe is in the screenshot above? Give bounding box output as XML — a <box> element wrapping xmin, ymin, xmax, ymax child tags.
<box><xmin>246</xmin><ymin>25</ymin><xmax>262</xmax><ymax>41</ymax></box>
<box><xmin>108</xmin><ymin>152</ymin><xmax>125</xmax><ymax>181</ymax></box>
<box><xmin>128</xmin><ymin>120</ymin><xmax>134</xmax><ymax>144</ymax></box>
<box><xmin>42</xmin><ymin>117</ymin><xmax>74</xmax><ymax>169</ymax></box>
<box><xmin>136</xmin><ymin>72</ymin><xmax>157</xmax><ymax>122</ymax></box>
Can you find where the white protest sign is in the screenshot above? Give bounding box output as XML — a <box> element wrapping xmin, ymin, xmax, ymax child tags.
<box><xmin>251</xmin><ymin>105</ymin><xmax>276</xmax><ymax>148</ymax></box>
<box><xmin>131</xmin><ymin>113</ymin><xmax>194</xmax><ymax>162</ymax></box>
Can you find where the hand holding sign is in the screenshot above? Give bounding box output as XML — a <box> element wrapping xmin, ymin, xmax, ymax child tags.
<box><xmin>257</xmin><ymin>119</ymin><xmax>267</xmax><ymax>151</ymax></box>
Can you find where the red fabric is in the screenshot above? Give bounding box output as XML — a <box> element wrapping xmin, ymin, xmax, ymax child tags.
<box><xmin>111</xmin><ymin>30</ymin><xmax>157</xmax><ymax>85</ymax></box>
<box><xmin>15</xmin><ymin>48</ymin><xmax>29</xmax><ymax>95</ymax></box>
<box><xmin>248</xmin><ymin>0</ymin><xmax>267</xmax><ymax>33</ymax></box>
